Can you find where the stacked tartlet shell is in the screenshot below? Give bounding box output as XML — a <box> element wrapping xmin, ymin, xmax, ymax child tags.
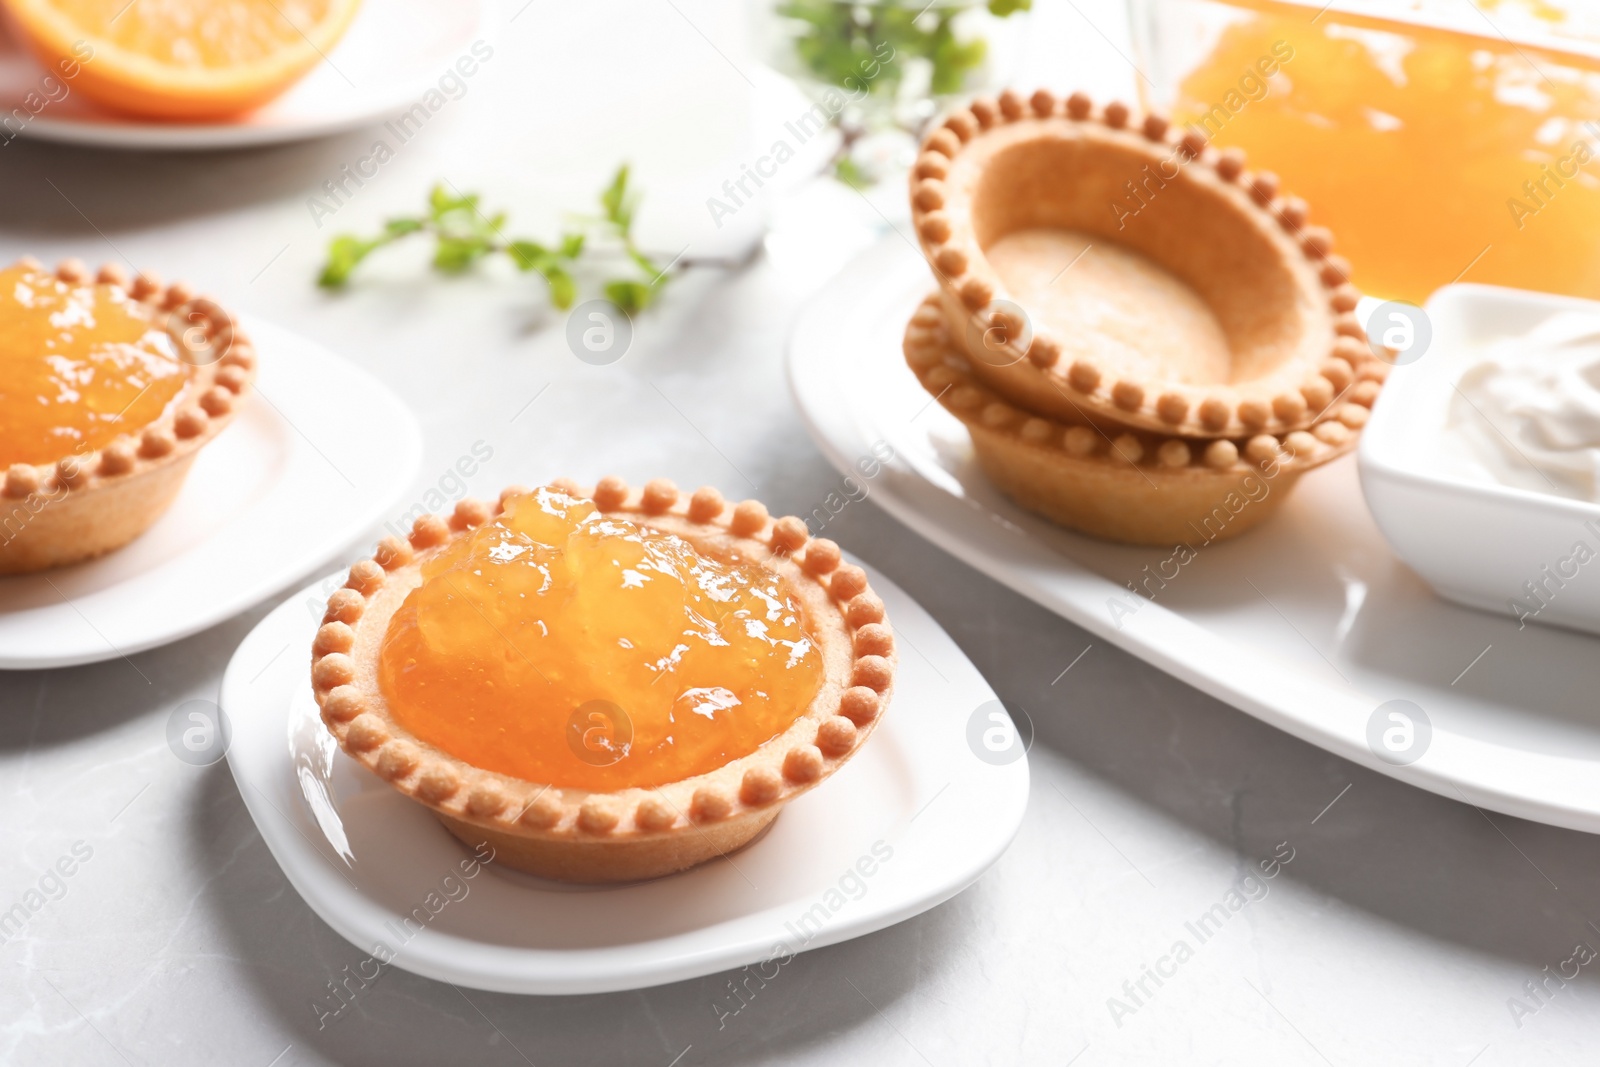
<box><xmin>311</xmin><ymin>479</ymin><xmax>897</xmax><ymax>884</ymax></box>
<box><xmin>904</xmin><ymin>297</ymin><xmax>1383</xmax><ymax>545</ymax></box>
<box><xmin>0</xmin><ymin>258</ymin><xmax>256</xmax><ymax>574</ymax></box>
<box><xmin>902</xmin><ymin>89</ymin><xmax>1388</xmax><ymax>545</ymax></box>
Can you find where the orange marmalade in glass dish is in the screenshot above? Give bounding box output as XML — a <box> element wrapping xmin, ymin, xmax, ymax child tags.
<box><xmin>0</xmin><ymin>265</ymin><xmax>189</xmax><ymax>469</ymax></box>
<box><xmin>377</xmin><ymin>487</ymin><xmax>826</xmax><ymax>791</ymax></box>
<box><xmin>1149</xmin><ymin>0</ymin><xmax>1600</xmax><ymax>303</ymax></box>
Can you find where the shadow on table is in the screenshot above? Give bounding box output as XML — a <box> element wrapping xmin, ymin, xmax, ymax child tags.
<box><xmin>0</xmin><ymin>129</ymin><xmax>386</xmax><ymax>237</ymax></box>
<box><xmin>193</xmin><ymin>738</ymin><xmax>977</xmax><ymax>1066</ymax></box>
<box><xmin>836</xmin><ymin>501</ymin><xmax>1600</xmax><ymax>973</ymax></box>
<box><xmin>0</xmin><ymin>603</ymin><xmax>270</xmax><ymax>749</ymax></box>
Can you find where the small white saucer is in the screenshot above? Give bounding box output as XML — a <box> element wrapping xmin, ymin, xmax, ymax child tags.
<box><xmin>221</xmin><ymin>567</ymin><xmax>1030</xmax><ymax>995</ymax></box>
<box><xmin>0</xmin><ymin>0</ymin><xmax>486</xmax><ymax>150</ymax></box>
<box><xmin>0</xmin><ymin>318</ymin><xmax>421</xmax><ymax>669</ymax></box>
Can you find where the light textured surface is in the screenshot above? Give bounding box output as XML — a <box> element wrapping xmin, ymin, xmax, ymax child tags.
<box><xmin>2</xmin><ymin>2</ymin><xmax>1598</xmax><ymax>1064</ymax></box>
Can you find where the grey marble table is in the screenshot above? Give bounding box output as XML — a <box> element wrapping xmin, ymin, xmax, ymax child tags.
<box><xmin>4</xmin><ymin>2</ymin><xmax>1600</xmax><ymax>1063</ymax></box>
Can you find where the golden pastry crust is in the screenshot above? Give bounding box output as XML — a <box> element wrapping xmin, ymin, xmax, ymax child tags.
<box><xmin>0</xmin><ymin>258</ymin><xmax>257</xmax><ymax>574</ymax></box>
<box><xmin>310</xmin><ymin>479</ymin><xmax>897</xmax><ymax>884</ymax></box>
<box><xmin>910</xmin><ymin>89</ymin><xmax>1376</xmax><ymax>440</ymax></box>
<box><xmin>904</xmin><ymin>294</ymin><xmax>1381</xmax><ymax>545</ymax></box>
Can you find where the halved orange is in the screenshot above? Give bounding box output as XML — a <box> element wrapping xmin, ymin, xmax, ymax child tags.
<box><xmin>1</xmin><ymin>0</ymin><xmax>364</xmax><ymax>121</ymax></box>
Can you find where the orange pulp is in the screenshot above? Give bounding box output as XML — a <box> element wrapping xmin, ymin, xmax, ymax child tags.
<box><xmin>0</xmin><ymin>266</ymin><xmax>189</xmax><ymax>469</ymax></box>
<box><xmin>2</xmin><ymin>0</ymin><xmax>365</xmax><ymax>121</ymax></box>
<box><xmin>377</xmin><ymin>487</ymin><xmax>825</xmax><ymax>791</ymax></box>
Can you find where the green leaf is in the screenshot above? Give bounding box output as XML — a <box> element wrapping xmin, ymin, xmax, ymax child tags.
<box><xmin>384</xmin><ymin>217</ymin><xmax>424</xmax><ymax>237</ymax></box>
<box><xmin>506</xmin><ymin>239</ymin><xmax>548</xmax><ymax>271</ymax></box>
<box><xmin>626</xmin><ymin>247</ymin><xmax>661</xmax><ymax>281</ymax></box>
<box><xmin>987</xmin><ymin>0</ymin><xmax>1030</xmax><ymax>15</ymax></box>
<box><xmin>318</xmin><ymin>235</ymin><xmax>375</xmax><ymax>288</ymax></box>
<box><xmin>543</xmin><ymin>265</ymin><xmax>577</xmax><ymax>309</ymax></box>
<box><xmin>432</xmin><ymin>234</ymin><xmax>492</xmax><ymax>273</ymax></box>
<box><xmin>427</xmin><ymin>185</ymin><xmax>458</xmax><ymax>218</ymax></box>
<box><xmin>930</xmin><ymin>21</ymin><xmax>986</xmax><ymax>95</ymax></box>
<box><xmin>600</xmin><ymin>164</ymin><xmax>634</xmax><ymax>233</ymax></box>
<box><xmin>604</xmin><ymin>279</ymin><xmax>654</xmax><ymax>313</ymax></box>
<box><xmin>559</xmin><ymin>232</ymin><xmax>585</xmax><ymax>259</ymax></box>
<box><xmin>834</xmin><ymin>156</ymin><xmax>870</xmax><ymax>189</ymax></box>
<box><xmin>782</xmin><ymin>0</ymin><xmax>870</xmax><ymax>88</ymax></box>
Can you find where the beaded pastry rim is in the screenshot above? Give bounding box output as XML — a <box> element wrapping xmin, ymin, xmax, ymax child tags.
<box><xmin>0</xmin><ymin>256</ymin><xmax>257</xmax><ymax>502</ymax></box>
<box><xmin>309</xmin><ymin>478</ymin><xmax>898</xmax><ymax>844</ymax></box>
<box><xmin>904</xmin><ymin>294</ymin><xmax>1384</xmax><ymax>475</ymax></box>
<box><xmin>908</xmin><ymin>88</ymin><xmax>1377</xmax><ymax>440</ymax></box>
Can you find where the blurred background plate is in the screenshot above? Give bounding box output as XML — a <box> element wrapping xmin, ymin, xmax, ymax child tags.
<box><xmin>0</xmin><ymin>0</ymin><xmax>486</xmax><ymax>150</ymax></box>
<box><xmin>0</xmin><ymin>316</ymin><xmax>421</xmax><ymax>668</ymax></box>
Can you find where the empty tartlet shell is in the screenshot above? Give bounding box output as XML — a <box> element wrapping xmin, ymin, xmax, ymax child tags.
<box><xmin>904</xmin><ymin>295</ymin><xmax>1382</xmax><ymax>546</ymax></box>
<box><xmin>910</xmin><ymin>88</ymin><xmax>1374</xmax><ymax>440</ymax></box>
<box><xmin>310</xmin><ymin>479</ymin><xmax>897</xmax><ymax>884</ymax></box>
<box><xmin>0</xmin><ymin>258</ymin><xmax>257</xmax><ymax>574</ymax></box>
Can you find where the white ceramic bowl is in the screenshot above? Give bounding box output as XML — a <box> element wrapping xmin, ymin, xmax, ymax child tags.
<box><xmin>1359</xmin><ymin>284</ymin><xmax>1600</xmax><ymax>636</ymax></box>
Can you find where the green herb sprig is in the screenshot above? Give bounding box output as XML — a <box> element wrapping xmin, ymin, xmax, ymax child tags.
<box><xmin>777</xmin><ymin>0</ymin><xmax>1029</xmax><ymax>100</ymax></box>
<box><xmin>318</xmin><ymin>165</ymin><xmax>696</xmax><ymax>314</ymax></box>
<box><xmin>776</xmin><ymin>0</ymin><xmax>1030</xmax><ymax>185</ymax></box>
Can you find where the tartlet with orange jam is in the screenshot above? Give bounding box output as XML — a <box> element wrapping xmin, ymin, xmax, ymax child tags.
<box><xmin>310</xmin><ymin>479</ymin><xmax>896</xmax><ymax>884</ymax></box>
<box><xmin>0</xmin><ymin>257</ymin><xmax>255</xmax><ymax>574</ymax></box>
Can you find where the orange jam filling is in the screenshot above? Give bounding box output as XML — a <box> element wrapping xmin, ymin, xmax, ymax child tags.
<box><xmin>377</xmin><ymin>487</ymin><xmax>825</xmax><ymax>791</ymax></box>
<box><xmin>1170</xmin><ymin>2</ymin><xmax>1600</xmax><ymax>303</ymax></box>
<box><xmin>0</xmin><ymin>266</ymin><xmax>189</xmax><ymax>469</ymax></box>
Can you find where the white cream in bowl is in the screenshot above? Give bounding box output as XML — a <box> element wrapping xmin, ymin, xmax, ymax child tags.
<box><xmin>1359</xmin><ymin>285</ymin><xmax>1600</xmax><ymax>637</ymax></box>
<box><xmin>1447</xmin><ymin>312</ymin><xmax>1600</xmax><ymax>502</ymax></box>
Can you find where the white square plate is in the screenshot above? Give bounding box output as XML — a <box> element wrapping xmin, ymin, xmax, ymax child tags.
<box><xmin>220</xmin><ymin>566</ymin><xmax>1030</xmax><ymax>996</ymax></box>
